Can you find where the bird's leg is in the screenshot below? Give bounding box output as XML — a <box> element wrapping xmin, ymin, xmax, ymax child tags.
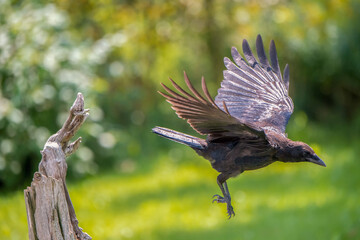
<box><xmin>212</xmin><ymin>173</ymin><xmax>235</xmax><ymax>218</ymax></box>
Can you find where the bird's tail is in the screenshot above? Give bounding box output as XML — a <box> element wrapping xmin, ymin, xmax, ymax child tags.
<box><xmin>152</xmin><ymin>126</ymin><xmax>205</xmax><ymax>150</ymax></box>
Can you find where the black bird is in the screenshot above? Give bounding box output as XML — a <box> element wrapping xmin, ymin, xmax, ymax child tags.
<box><xmin>152</xmin><ymin>35</ymin><xmax>326</xmax><ymax>218</ymax></box>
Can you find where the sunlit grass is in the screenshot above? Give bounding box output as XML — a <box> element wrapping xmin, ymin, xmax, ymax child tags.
<box><xmin>1</xmin><ymin>125</ymin><xmax>359</xmax><ymax>240</ymax></box>
<box><xmin>0</xmin><ymin>191</ymin><xmax>27</xmax><ymax>240</ymax></box>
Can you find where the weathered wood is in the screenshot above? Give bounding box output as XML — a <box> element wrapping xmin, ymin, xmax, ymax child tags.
<box><xmin>24</xmin><ymin>93</ymin><xmax>91</xmax><ymax>240</ymax></box>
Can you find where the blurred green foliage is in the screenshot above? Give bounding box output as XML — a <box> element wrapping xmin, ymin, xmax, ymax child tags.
<box><xmin>0</xmin><ymin>0</ymin><xmax>359</xmax><ymax>203</ymax></box>
<box><xmin>0</xmin><ymin>1</ymin><xmax>127</xmax><ymax>188</ymax></box>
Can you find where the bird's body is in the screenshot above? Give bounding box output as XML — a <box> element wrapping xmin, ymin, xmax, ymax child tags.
<box><xmin>153</xmin><ymin>35</ymin><xmax>325</xmax><ymax>218</ymax></box>
<box><xmin>204</xmin><ymin>135</ymin><xmax>273</xmax><ymax>172</ymax></box>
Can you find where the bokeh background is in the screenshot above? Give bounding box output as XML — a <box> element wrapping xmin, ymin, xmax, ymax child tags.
<box><xmin>1</xmin><ymin>0</ymin><xmax>359</xmax><ymax>239</ymax></box>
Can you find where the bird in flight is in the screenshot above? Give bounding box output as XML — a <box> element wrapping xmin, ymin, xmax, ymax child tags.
<box><xmin>152</xmin><ymin>34</ymin><xmax>326</xmax><ymax>218</ymax></box>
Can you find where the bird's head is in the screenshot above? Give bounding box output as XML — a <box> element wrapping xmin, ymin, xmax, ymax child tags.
<box><xmin>288</xmin><ymin>141</ymin><xmax>326</xmax><ymax>167</ymax></box>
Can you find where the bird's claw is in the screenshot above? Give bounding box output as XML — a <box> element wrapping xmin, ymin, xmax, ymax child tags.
<box><xmin>227</xmin><ymin>205</ymin><xmax>235</xmax><ymax>219</ymax></box>
<box><xmin>212</xmin><ymin>194</ymin><xmax>225</xmax><ymax>203</ymax></box>
<box><xmin>212</xmin><ymin>194</ymin><xmax>235</xmax><ymax>219</ymax></box>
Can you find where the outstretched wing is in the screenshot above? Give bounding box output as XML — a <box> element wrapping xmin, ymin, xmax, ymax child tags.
<box><xmin>159</xmin><ymin>72</ymin><xmax>264</xmax><ymax>139</ymax></box>
<box><xmin>215</xmin><ymin>35</ymin><xmax>294</xmax><ymax>134</ymax></box>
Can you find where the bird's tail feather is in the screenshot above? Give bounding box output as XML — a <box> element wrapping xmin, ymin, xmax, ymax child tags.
<box><xmin>152</xmin><ymin>126</ymin><xmax>205</xmax><ymax>150</ymax></box>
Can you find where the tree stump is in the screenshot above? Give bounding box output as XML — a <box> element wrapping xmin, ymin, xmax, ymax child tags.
<box><xmin>24</xmin><ymin>93</ymin><xmax>92</xmax><ymax>240</ymax></box>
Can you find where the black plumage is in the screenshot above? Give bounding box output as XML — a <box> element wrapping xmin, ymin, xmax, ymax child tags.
<box><xmin>152</xmin><ymin>35</ymin><xmax>326</xmax><ymax>218</ymax></box>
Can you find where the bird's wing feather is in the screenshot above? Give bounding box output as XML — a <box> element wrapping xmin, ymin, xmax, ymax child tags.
<box><xmin>215</xmin><ymin>35</ymin><xmax>294</xmax><ymax>134</ymax></box>
<box><xmin>159</xmin><ymin>72</ymin><xmax>265</xmax><ymax>139</ymax></box>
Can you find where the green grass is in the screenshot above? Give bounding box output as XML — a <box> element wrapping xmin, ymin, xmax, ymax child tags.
<box><xmin>1</xmin><ymin>123</ymin><xmax>359</xmax><ymax>240</ymax></box>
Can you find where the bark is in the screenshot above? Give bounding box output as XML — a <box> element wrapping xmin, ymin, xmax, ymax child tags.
<box><xmin>24</xmin><ymin>93</ymin><xmax>91</xmax><ymax>240</ymax></box>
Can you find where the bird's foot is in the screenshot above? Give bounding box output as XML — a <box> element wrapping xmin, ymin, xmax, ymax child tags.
<box><xmin>226</xmin><ymin>204</ymin><xmax>235</xmax><ymax>219</ymax></box>
<box><xmin>212</xmin><ymin>194</ymin><xmax>226</xmax><ymax>203</ymax></box>
<box><xmin>212</xmin><ymin>194</ymin><xmax>235</xmax><ymax>219</ymax></box>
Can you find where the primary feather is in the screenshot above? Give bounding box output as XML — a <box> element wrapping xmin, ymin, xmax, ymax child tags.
<box><xmin>158</xmin><ymin>72</ymin><xmax>264</xmax><ymax>138</ymax></box>
<box><xmin>215</xmin><ymin>34</ymin><xmax>294</xmax><ymax>134</ymax></box>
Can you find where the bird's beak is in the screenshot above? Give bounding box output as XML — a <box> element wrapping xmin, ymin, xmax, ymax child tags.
<box><xmin>306</xmin><ymin>154</ymin><xmax>326</xmax><ymax>167</ymax></box>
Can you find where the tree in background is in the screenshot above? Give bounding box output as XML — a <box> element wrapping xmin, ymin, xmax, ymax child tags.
<box><xmin>0</xmin><ymin>2</ymin><xmax>124</xmax><ymax>189</ymax></box>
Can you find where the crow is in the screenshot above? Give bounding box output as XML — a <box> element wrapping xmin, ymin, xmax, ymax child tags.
<box><xmin>152</xmin><ymin>35</ymin><xmax>326</xmax><ymax>218</ymax></box>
